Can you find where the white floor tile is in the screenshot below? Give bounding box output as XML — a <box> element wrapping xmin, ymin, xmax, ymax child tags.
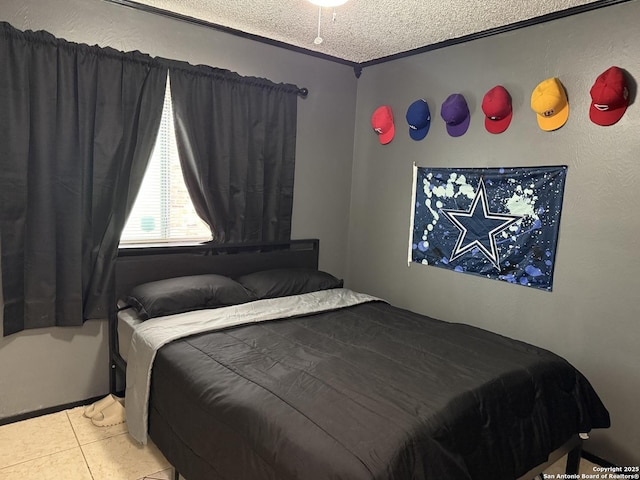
<box><xmin>139</xmin><ymin>468</ymin><xmax>174</xmax><ymax>480</ymax></box>
<box><xmin>0</xmin><ymin>411</ymin><xmax>78</xmax><ymax>469</ymax></box>
<box><xmin>81</xmin><ymin>432</ymin><xmax>170</xmax><ymax>480</ymax></box>
<box><xmin>0</xmin><ymin>446</ymin><xmax>92</xmax><ymax>480</ymax></box>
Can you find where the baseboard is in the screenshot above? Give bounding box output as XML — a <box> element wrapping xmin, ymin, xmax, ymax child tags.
<box><xmin>0</xmin><ymin>394</ymin><xmax>107</xmax><ymax>426</ymax></box>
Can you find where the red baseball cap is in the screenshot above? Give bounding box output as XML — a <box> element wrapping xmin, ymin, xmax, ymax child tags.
<box><xmin>371</xmin><ymin>105</ymin><xmax>395</xmax><ymax>144</ymax></box>
<box><xmin>481</xmin><ymin>85</ymin><xmax>512</xmax><ymax>134</ymax></box>
<box><xmin>589</xmin><ymin>66</ymin><xmax>629</xmax><ymax>126</ymax></box>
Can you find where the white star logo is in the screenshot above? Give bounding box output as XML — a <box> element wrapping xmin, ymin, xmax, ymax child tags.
<box><xmin>441</xmin><ymin>177</ymin><xmax>522</xmax><ymax>269</ymax></box>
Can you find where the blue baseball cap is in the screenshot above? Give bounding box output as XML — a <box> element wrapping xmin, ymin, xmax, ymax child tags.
<box><xmin>406</xmin><ymin>99</ymin><xmax>431</xmax><ymax>140</ymax></box>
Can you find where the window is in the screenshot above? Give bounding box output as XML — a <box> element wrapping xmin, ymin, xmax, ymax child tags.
<box><xmin>120</xmin><ymin>77</ymin><xmax>212</xmax><ymax>245</ymax></box>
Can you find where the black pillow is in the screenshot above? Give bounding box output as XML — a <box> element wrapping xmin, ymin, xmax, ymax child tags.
<box><xmin>236</xmin><ymin>268</ymin><xmax>343</xmax><ymax>300</ymax></box>
<box><xmin>122</xmin><ymin>274</ymin><xmax>257</xmax><ymax>320</ymax></box>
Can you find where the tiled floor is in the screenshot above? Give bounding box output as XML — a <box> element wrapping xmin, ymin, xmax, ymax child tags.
<box><xmin>0</xmin><ymin>405</ymin><xmax>600</xmax><ymax>480</ymax></box>
<box><xmin>0</xmin><ymin>406</ymin><xmax>172</xmax><ymax>480</ymax></box>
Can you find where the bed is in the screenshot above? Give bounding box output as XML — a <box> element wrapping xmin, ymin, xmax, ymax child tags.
<box><xmin>110</xmin><ymin>239</ymin><xmax>610</xmax><ymax>480</ymax></box>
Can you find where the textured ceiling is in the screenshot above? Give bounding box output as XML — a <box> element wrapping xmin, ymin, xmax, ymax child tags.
<box><xmin>122</xmin><ymin>0</ymin><xmax>607</xmax><ymax>64</ymax></box>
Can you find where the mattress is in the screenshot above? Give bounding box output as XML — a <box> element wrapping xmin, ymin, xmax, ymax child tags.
<box><xmin>117</xmin><ymin>307</ymin><xmax>143</xmax><ymax>362</ymax></box>
<box><xmin>145</xmin><ymin>299</ymin><xmax>610</xmax><ymax>480</ymax></box>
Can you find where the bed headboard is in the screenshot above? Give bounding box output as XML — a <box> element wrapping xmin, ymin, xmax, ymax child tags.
<box><xmin>115</xmin><ymin>238</ymin><xmax>319</xmax><ymax>301</ymax></box>
<box><xmin>109</xmin><ymin>239</ymin><xmax>319</xmax><ymax>393</ymax></box>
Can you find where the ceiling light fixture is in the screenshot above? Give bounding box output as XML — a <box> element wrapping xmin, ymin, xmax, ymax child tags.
<box><xmin>307</xmin><ymin>0</ymin><xmax>349</xmax><ymax>45</ymax></box>
<box><xmin>308</xmin><ymin>0</ymin><xmax>348</xmax><ymax>6</ymax></box>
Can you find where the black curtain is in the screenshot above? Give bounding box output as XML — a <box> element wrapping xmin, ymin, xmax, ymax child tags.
<box><xmin>0</xmin><ymin>23</ymin><xmax>167</xmax><ymax>335</ymax></box>
<box><xmin>167</xmin><ymin>62</ymin><xmax>298</xmax><ymax>243</ymax></box>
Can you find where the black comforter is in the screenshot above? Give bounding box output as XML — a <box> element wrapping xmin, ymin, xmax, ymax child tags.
<box><xmin>147</xmin><ymin>301</ymin><xmax>609</xmax><ymax>480</ymax></box>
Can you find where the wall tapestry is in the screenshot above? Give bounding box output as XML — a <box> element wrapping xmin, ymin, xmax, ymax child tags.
<box><xmin>409</xmin><ymin>166</ymin><xmax>567</xmax><ymax>291</ymax></box>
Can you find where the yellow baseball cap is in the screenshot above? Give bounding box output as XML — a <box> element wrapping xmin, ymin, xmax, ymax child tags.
<box><xmin>530</xmin><ymin>77</ymin><xmax>569</xmax><ymax>131</ymax></box>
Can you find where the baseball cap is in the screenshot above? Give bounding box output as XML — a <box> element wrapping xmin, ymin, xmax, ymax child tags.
<box><xmin>481</xmin><ymin>85</ymin><xmax>512</xmax><ymax>134</ymax></box>
<box><xmin>589</xmin><ymin>66</ymin><xmax>629</xmax><ymax>126</ymax></box>
<box><xmin>371</xmin><ymin>105</ymin><xmax>395</xmax><ymax>144</ymax></box>
<box><xmin>406</xmin><ymin>99</ymin><xmax>431</xmax><ymax>140</ymax></box>
<box><xmin>440</xmin><ymin>94</ymin><xmax>470</xmax><ymax>137</ymax></box>
<box><xmin>530</xmin><ymin>77</ymin><xmax>569</xmax><ymax>131</ymax></box>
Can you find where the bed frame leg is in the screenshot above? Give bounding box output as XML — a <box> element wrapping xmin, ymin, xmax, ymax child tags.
<box><xmin>174</xmin><ymin>468</ymin><xmax>180</xmax><ymax>480</ymax></box>
<box><xmin>566</xmin><ymin>443</ymin><xmax>583</xmax><ymax>475</ymax></box>
<box><xmin>109</xmin><ymin>363</ymin><xmax>116</xmax><ymax>394</ymax></box>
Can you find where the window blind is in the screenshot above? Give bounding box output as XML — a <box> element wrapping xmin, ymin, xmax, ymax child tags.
<box><xmin>120</xmin><ymin>77</ymin><xmax>212</xmax><ymax>244</ymax></box>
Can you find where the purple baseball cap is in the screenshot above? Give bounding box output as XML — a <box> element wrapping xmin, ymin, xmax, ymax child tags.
<box><xmin>440</xmin><ymin>93</ymin><xmax>471</xmax><ymax>137</ymax></box>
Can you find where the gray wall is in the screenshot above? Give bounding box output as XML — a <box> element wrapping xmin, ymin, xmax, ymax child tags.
<box><xmin>1</xmin><ymin>0</ymin><xmax>638</xmax><ymax>468</ymax></box>
<box><xmin>0</xmin><ymin>0</ymin><xmax>357</xmax><ymax>418</ymax></box>
<box><xmin>348</xmin><ymin>1</ymin><xmax>640</xmax><ymax>466</ymax></box>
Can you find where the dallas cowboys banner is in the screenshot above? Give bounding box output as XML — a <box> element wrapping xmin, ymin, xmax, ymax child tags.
<box><xmin>409</xmin><ymin>166</ymin><xmax>567</xmax><ymax>291</ymax></box>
